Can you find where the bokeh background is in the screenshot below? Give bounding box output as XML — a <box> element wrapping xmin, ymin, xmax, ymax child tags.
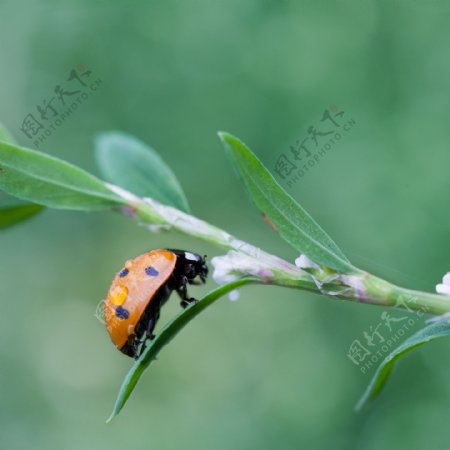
<box><xmin>1</xmin><ymin>1</ymin><xmax>450</xmax><ymax>449</ymax></box>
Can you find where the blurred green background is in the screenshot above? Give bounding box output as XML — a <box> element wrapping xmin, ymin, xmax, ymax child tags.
<box><xmin>1</xmin><ymin>0</ymin><xmax>450</xmax><ymax>449</ymax></box>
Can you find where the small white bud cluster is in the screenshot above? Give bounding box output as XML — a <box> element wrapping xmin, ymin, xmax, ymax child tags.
<box><xmin>436</xmin><ymin>272</ymin><xmax>450</xmax><ymax>296</ymax></box>
<box><xmin>211</xmin><ymin>251</ymin><xmax>274</xmax><ymax>284</ymax></box>
<box><xmin>294</xmin><ymin>254</ymin><xmax>321</xmax><ymax>271</ymax></box>
<box><xmin>211</xmin><ymin>251</ymin><xmax>275</xmax><ymax>301</ymax></box>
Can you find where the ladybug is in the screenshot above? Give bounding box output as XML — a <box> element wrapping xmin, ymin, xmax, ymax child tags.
<box><xmin>103</xmin><ymin>249</ymin><xmax>208</xmax><ymax>359</ymax></box>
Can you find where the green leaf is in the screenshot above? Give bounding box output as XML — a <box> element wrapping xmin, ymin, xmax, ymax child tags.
<box><xmin>218</xmin><ymin>132</ymin><xmax>355</xmax><ymax>274</ymax></box>
<box><xmin>108</xmin><ymin>278</ymin><xmax>255</xmax><ymax>422</ymax></box>
<box><xmin>356</xmin><ymin>321</ymin><xmax>450</xmax><ymax>410</ymax></box>
<box><xmin>0</xmin><ymin>201</ymin><xmax>44</xmax><ymax>229</ymax></box>
<box><xmin>95</xmin><ymin>132</ymin><xmax>190</xmax><ymax>212</ymax></box>
<box><xmin>0</xmin><ymin>122</ymin><xmax>46</xmax><ymax>228</ymax></box>
<box><xmin>0</xmin><ymin>141</ymin><xmax>124</xmax><ymax>210</ymax></box>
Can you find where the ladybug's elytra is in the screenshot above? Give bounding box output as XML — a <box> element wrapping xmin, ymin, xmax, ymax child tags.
<box><xmin>103</xmin><ymin>249</ymin><xmax>208</xmax><ymax>359</ymax></box>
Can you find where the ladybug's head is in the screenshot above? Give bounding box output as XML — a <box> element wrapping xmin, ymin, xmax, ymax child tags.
<box><xmin>196</xmin><ymin>254</ymin><xmax>209</xmax><ymax>283</ymax></box>
<box><xmin>169</xmin><ymin>249</ymin><xmax>209</xmax><ymax>284</ymax></box>
<box><xmin>183</xmin><ymin>250</ymin><xmax>209</xmax><ymax>283</ymax></box>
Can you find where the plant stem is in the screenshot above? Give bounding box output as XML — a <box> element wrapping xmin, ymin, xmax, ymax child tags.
<box><xmin>363</xmin><ymin>274</ymin><xmax>450</xmax><ymax>315</ymax></box>
<box><xmin>110</xmin><ymin>185</ymin><xmax>450</xmax><ymax>317</ymax></box>
<box><xmin>136</xmin><ymin>196</ymin><xmax>308</xmax><ymax>279</ymax></box>
<box><xmin>273</xmin><ymin>271</ymin><xmax>450</xmax><ymax>315</ymax></box>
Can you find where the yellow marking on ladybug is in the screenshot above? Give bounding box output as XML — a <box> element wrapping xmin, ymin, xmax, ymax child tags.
<box><xmin>109</xmin><ymin>285</ymin><xmax>128</xmax><ymax>306</ymax></box>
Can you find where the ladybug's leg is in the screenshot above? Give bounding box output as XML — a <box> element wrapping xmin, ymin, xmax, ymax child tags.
<box><xmin>137</xmin><ymin>313</ymin><xmax>160</xmax><ymax>358</ymax></box>
<box><xmin>136</xmin><ymin>339</ymin><xmax>149</xmax><ymax>359</ymax></box>
<box><xmin>144</xmin><ymin>315</ymin><xmax>157</xmax><ymax>341</ymax></box>
<box><xmin>131</xmin><ymin>338</ymin><xmax>141</xmax><ymax>360</ymax></box>
<box><xmin>176</xmin><ymin>277</ymin><xmax>196</xmax><ymax>309</ymax></box>
<box><xmin>187</xmin><ymin>278</ymin><xmax>204</xmax><ymax>286</ymax></box>
<box><xmin>134</xmin><ymin>336</ymin><xmax>146</xmax><ymax>359</ymax></box>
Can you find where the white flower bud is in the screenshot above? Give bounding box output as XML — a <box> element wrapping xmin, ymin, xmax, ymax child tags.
<box><xmin>436</xmin><ymin>272</ymin><xmax>450</xmax><ymax>296</ymax></box>
<box><xmin>443</xmin><ymin>272</ymin><xmax>450</xmax><ymax>286</ymax></box>
<box><xmin>436</xmin><ymin>285</ymin><xmax>450</xmax><ymax>295</ymax></box>
<box><xmin>294</xmin><ymin>254</ymin><xmax>320</xmax><ymax>270</ymax></box>
<box><xmin>339</xmin><ymin>275</ymin><xmax>367</xmax><ymax>300</ymax></box>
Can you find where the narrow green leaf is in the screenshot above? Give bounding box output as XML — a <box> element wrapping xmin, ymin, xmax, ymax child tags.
<box><xmin>218</xmin><ymin>132</ymin><xmax>355</xmax><ymax>274</ymax></box>
<box><xmin>0</xmin><ymin>202</ymin><xmax>44</xmax><ymax>229</ymax></box>
<box><xmin>108</xmin><ymin>278</ymin><xmax>255</xmax><ymax>422</ymax></box>
<box><xmin>96</xmin><ymin>132</ymin><xmax>190</xmax><ymax>212</ymax></box>
<box><xmin>0</xmin><ymin>141</ymin><xmax>124</xmax><ymax>210</ymax></box>
<box><xmin>356</xmin><ymin>321</ymin><xmax>450</xmax><ymax>410</ymax></box>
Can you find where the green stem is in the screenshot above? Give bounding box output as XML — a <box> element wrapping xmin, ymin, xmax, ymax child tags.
<box><xmin>135</xmin><ymin>196</ymin><xmax>308</xmax><ymax>279</ymax></box>
<box><xmin>274</xmin><ymin>272</ymin><xmax>450</xmax><ymax>316</ymax></box>
<box><xmin>112</xmin><ymin>187</ymin><xmax>450</xmax><ymax>317</ymax></box>
<box><xmin>363</xmin><ymin>274</ymin><xmax>450</xmax><ymax>315</ymax></box>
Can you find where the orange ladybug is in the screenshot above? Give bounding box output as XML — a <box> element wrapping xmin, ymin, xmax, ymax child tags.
<box><xmin>103</xmin><ymin>249</ymin><xmax>208</xmax><ymax>358</ymax></box>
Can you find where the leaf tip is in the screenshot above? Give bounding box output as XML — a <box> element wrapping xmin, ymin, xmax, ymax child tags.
<box><xmin>216</xmin><ymin>130</ymin><xmax>228</xmax><ymax>140</ymax></box>
<box><xmin>217</xmin><ymin>131</ymin><xmax>240</xmax><ymax>149</ymax></box>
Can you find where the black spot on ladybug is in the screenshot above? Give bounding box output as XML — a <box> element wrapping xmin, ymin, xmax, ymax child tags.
<box><xmin>145</xmin><ymin>266</ymin><xmax>159</xmax><ymax>277</ymax></box>
<box><xmin>115</xmin><ymin>306</ymin><xmax>130</xmax><ymax>320</ymax></box>
<box><xmin>119</xmin><ymin>268</ymin><xmax>129</xmax><ymax>277</ymax></box>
